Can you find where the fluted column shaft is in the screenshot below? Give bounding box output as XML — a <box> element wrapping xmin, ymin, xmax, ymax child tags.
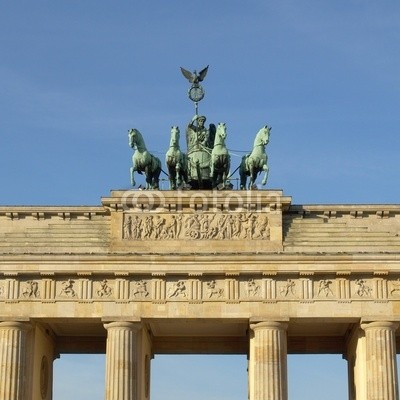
<box><xmin>249</xmin><ymin>321</ymin><xmax>288</xmax><ymax>400</ymax></box>
<box><xmin>104</xmin><ymin>322</ymin><xmax>141</xmax><ymax>400</ymax></box>
<box><xmin>0</xmin><ymin>322</ymin><xmax>31</xmax><ymax>400</ymax></box>
<box><xmin>361</xmin><ymin>321</ymin><xmax>399</xmax><ymax>400</ymax></box>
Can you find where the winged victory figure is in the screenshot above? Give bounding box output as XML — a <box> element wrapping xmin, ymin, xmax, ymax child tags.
<box><xmin>180</xmin><ymin>65</ymin><xmax>209</xmax><ymax>85</ymax></box>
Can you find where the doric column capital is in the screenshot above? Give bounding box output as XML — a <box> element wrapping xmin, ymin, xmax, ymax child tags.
<box><xmin>0</xmin><ymin>321</ymin><xmax>32</xmax><ymax>331</ymax></box>
<box><xmin>361</xmin><ymin>321</ymin><xmax>399</xmax><ymax>332</ymax></box>
<box><xmin>250</xmin><ymin>320</ymin><xmax>288</xmax><ymax>332</ymax></box>
<box><xmin>103</xmin><ymin>321</ymin><xmax>142</xmax><ymax>332</ymax></box>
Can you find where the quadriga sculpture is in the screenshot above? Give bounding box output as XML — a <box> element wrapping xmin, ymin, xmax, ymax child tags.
<box><xmin>165</xmin><ymin>126</ymin><xmax>188</xmax><ymax>190</ymax></box>
<box><xmin>210</xmin><ymin>122</ymin><xmax>231</xmax><ymax>189</ymax></box>
<box><xmin>239</xmin><ymin>125</ymin><xmax>271</xmax><ymax>190</ymax></box>
<box><xmin>128</xmin><ymin>128</ymin><xmax>161</xmax><ymax>189</ymax></box>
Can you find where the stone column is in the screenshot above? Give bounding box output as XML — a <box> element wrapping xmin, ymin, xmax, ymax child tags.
<box><xmin>0</xmin><ymin>321</ymin><xmax>31</xmax><ymax>400</ymax></box>
<box><xmin>104</xmin><ymin>322</ymin><xmax>141</xmax><ymax>400</ymax></box>
<box><xmin>361</xmin><ymin>321</ymin><xmax>399</xmax><ymax>400</ymax></box>
<box><xmin>249</xmin><ymin>321</ymin><xmax>288</xmax><ymax>400</ymax></box>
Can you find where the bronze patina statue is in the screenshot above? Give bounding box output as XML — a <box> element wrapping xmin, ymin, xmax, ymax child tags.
<box><xmin>128</xmin><ymin>66</ymin><xmax>271</xmax><ymax>190</ymax></box>
<box><xmin>185</xmin><ymin>114</ymin><xmax>216</xmax><ymax>189</ymax></box>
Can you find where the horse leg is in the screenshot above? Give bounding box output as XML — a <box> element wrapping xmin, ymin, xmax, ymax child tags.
<box><xmin>153</xmin><ymin>166</ymin><xmax>161</xmax><ymax>189</ymax></box>
<box><xmin>168</xmin><ymin>165</ymin><xmax>176</xmax><ymax>190</ymax></box>
<box><xmin>130</xmin><ymin>166</ymin><xmax>136</xmax><ymax>187</ymax></box>
<box><xmin>210</xmin><ymin>155</ymin><xmax>216</xmax><ymax>188</ymax></box>
<box><xmin>261</xmin><ymin>164</ymin><xmax>269</xmax><ymax>186</ymax></box>
<box><xmin>247</xmin><ymin>160</ymin><xmax>255</xmax><ymax>189</ymax></box>
<box><xmin>144</xmin><ymin>166</ymin><xmax>152</xmax><ymax>189</ymax></box>
<box><xmin>176</xmin><ymin>163</ymin><xmax>182</xmax><ymax>188</ymax></box>
<box><xmin>223</xmin><ymin>156</ymin><xmax>231</xmax><ymax>188</ymax></box>
<box><xmin>239</xmin><ymin>164</ymin><xmax>246</xmax><ymax>190</ymax></box>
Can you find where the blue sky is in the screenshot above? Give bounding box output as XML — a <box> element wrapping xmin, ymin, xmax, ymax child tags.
<box><xmin>1</xmin><ymin>1</ymin><xmax>400</xmax><ymax>399</ymax></box>
<box><xmin>1</xmin><ymin>1</ymin><xmax>400</xmax><ymax>205</ymax></box>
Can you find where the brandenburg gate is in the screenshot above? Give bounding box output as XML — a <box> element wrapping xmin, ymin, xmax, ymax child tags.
<box><xmin>1</xmin><ymin>66</ymin><xmax>400</xmax><ymax>399</ymax></box>
<box><xmin>1</xmin><ymin>189</ymin><xmax>400</xmax><ymax>400</ymax></box>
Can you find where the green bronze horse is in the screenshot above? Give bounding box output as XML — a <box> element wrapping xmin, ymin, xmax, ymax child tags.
<box><xmin>211</xmin><ymin>122</ymin><xmax>230</xmax><ymax>189</ymax></box>
<box><xmin>128</xmin><ymin>128</ymin><xmax>161</xmax><ymax>189</ymax></box>
<box><xmin>165</xmin><ymin>126</ymin><xmax>188</xmax><ymax>190</ymax></box>
<box><xmin>239</xmin><ymin>125</ymin><xmax>271</xmax><ymax>190</ymax></box>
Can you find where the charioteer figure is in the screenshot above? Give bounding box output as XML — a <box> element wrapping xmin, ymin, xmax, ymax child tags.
<box><xmin>186</xmin><ymin>114</ymin><xmax>216</xmax><ymax>189</ymax></box>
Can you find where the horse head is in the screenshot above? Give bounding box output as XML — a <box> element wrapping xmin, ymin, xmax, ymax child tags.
<box><xmin>169</xmin><ymin>126</ymin><xmax>180</xmax><ymax>148</ymax></box>
<box><xmin>128</xmin><ymin>128</ymin><xmax>140</xmax><ymax>149</ymax></box>
<box><xmin>214</xmin><ymin>122</ymin><xmax>227</xmax><ymax>146</ymax></box>
<box><xmin>128</xmin><ymin>128</ymin><xmax>147</xmax><ymax>151</ymax></box>
<box><xmin>254</xmin><ymin>125</ymin><xmax>271</xmax><ymax>147</ymax></box>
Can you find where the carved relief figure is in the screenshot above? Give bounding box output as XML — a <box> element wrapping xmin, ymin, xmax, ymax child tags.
<box><xmin>97</xmin><ymin>280</ymin><xmax>112</xmax><ymax>297</ymax></box>
<box><xmin>168</xmin><ymin>280</ymin><xmax>187</xmax><ymax>298</ymax></box>
<box><xmin>246</xmin><ymin>279</ymin><xmax>260</xmax><ymax>297</ymax></box>
<box><xmin>164</xmin><ymin>215</ymin><xmax>178</xmax><ymax>239</ymax></box>
<box><xmin>22</xmin><ymin>280</ymin><xmax>40</xmax><ymax>298</ymax></box>
<box><xmin>123</xmin><ymin>216</ymin><xmax>132</xmax><ymax>239</ymax></box>
<box><xmin>143</xmin><ymin>216</ymin><xmax>154</xmax><ymax>239</ymax></box>
<box><xmin>60</xmin><ymin>279</ymin><xmax>76</xmax><ymax>297</ymax></box>
<box><xmin>355</xmin><ymin>279</ymin><xmax>372</xmax><ymax>297</ymax></box>
<box><xmin>280</xmin><ymin>279</ymin><xmax>296</xmax><ymax>297</ymax></box>
<box><xmin>253</xmin><ymin>216</ymin><xmax>270</xmax><ymax>239</ymax></box>
<box><xmin>132</xmin><ymin>215</ymin><xmax>143</xmax><ymax>239</ymax></box>
<box><xmin>133</xmin><ymin>280</ymin><xmax>149</xmax><ymax>298</ymax></box>
<box><xmin>206</xmin><ymin>280</ymin><xmax>224</xmax><ymax>298</ymax></box>
<box><xmin>153</xmin><ymin>216</ymin><xmax>166</xmax><ymax>238</ymax></box>
<box><xmin>185</xmin><ymin>214</ymin><xmax>202</xmax><ymax>239</ymax></box>
<box><xmin>318</xmin><ymin>279</ymin><xmax>333</xmax><ymax>297</ymax></box>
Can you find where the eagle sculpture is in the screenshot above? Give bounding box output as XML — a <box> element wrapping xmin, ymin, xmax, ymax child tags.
<box><xmin>180</xmin><ymin>65</ymin><xmax>209</xmax><ymax>85</ymax></box>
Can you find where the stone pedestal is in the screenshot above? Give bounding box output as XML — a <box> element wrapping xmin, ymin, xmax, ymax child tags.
<box><xmin>361</xmin><ymin>321</ymin><xmax>399</xmax><ymax>400</ymax></box>
<box><xmin>249</xmin><ymin>321</ymin><xmax>288</xmax><ymax>400</ymax></box>
<box><xmin>104</xmin><ymin>322</ymin><xmax>141</xmax><ymax>400</ymax></box>
<box><xmin>0</xmin><ymin>322</ymin><xmax>31</xmax><ymax>400</ymax></box>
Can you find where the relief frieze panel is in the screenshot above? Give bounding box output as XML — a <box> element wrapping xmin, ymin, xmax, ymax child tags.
<box><xmin>21</xmin><ymin>280</ymin><xmax>40</xmax><ymax>298</ymax></box>
<box><xmin>2</xmin><ymin>275</ymin><xmax>400</xmax><ymax>303</ymax></box>
<box><xmin>132</xmin><ymin>279</ymin><xmax>150</xmax><ymax>299</ymax></box>
<box><xmin>122</xmin><ymin>212</ymin><xmax>270</xmax><ymax>240</ymax></box>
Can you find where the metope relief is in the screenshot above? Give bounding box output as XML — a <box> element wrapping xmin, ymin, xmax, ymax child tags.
<box><xmin>96</xmin><ymin>279</ymin><xmax>113</xmax><ymax>298</ymax></box>
<box><xmin>122</xmin><ymin>212</ymin><xmax>270</xmax><ymax>240</ymax></box>
<box><xmin>317</xmin><ymin>279</ymin><xmax>334</xmax><ymax>297</ymax></box>
<box><xmin>132</xmin><ymin>280</ymin><xmax>150</xmax><ymax>298</ymax></box>
<box><xmin>279</xmin><ymin>279</ymin><xmax>296</xmax><ymax>298</ymax></box>
<box><xmin>21</xmin><ymin>280</ymin><xmax>40</xmax><ymax>298</ymax></box>
<box><xmin>246</xmin><ymin>279</ymin><xmax>261</xmax><ymax>297</ymax></box>
<box><xmin>59</xmin><ymin>279</ymin><xmax>76</xmax><ymax>298</ymax></box>
<box><xmin>167</xmin><ymin>280</ymin><xmax>187</xmax><ymax>298</ymax></box>
<box><xmin>205</xmin><ymin>280</ymin><xmax>224</xmax><ymax>299</ymax></box>
<box><xmin>355</xmin><ymin>279</ymin><xmax>372</xmax><ymax>297</ymax></box>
